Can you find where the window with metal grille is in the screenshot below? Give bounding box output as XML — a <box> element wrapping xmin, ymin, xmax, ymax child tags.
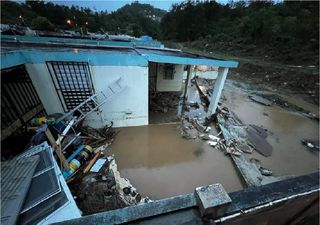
<box><xmin>46</xmin><ymin>61</ymin><xmax>95</xmax><ymax>112</ymax></box>
<box><xmin>163</xmin><ymin>64</ymin><xmax>174</xmax><ymax>80</ymax></box>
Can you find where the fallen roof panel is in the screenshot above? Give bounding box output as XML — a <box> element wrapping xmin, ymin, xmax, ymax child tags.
<box><xmin>1</xmin><ymin>155</ymin><xmax>40</xmax><ymax>225</ymax></box>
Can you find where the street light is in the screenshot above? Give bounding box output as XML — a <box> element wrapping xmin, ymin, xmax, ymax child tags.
<box><xmin>85</xmin><ymin>21</ymin><xmax>88</xmax><ymax>25</ymax></box>
<box><xmin>66</xmin><ymin>19</ymin><xmax>72</xmax><ymax>25</ymax></box>
<box><xmin>18</xmin><ymin>15</ymin><xmax>25</xmax><ymax>26</ymax></box>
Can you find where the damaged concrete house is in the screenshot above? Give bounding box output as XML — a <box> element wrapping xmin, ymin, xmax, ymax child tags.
<box><xmin>1</xmin><ymin>34</ymin><xmax>319</xmax><ymax>225</ymax></box>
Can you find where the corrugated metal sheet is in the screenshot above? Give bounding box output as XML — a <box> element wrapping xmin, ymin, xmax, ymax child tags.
<box><xmin>1</xmin><ymin>155</ymin><xmax>39</xmax><ymax>225</ymax></box>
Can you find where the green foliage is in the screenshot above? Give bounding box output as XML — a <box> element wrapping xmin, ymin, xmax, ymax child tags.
<box><xmin>161</xmin><ymin>0</ymin><xmax>319</xmax><ymax>62</ymax></box>
<box><xmin>31</xmin><ymin>16</ymin><xmax>54</xmax><ymax>31</ymax></box>
<box><xmin>1</xmin><ymin>1</ymin><xmax>165</xmax><ymax>38</ymax></box>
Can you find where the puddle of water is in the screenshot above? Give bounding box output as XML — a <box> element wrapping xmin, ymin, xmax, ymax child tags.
<box><xmin>223</xmin><ymin>80</ymin><xmax>319</xmax><ymax>177</ymax></box>
<box><xmin>109</xmin><ymin>124</ymin><xmax>243</xmax><ymax>199</ymax></box>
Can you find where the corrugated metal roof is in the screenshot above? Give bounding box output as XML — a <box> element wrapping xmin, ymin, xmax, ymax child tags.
<box><xmin>1</xmin><ymin>156</ymin><xmax>39</xmax><ymax>225</ymax></box>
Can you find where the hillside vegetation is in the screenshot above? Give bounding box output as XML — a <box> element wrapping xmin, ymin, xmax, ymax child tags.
<box><xmin>1</xmin><ymin>1</ymin><xmax>165</xmax><ymax>38</ymax></box>
<box><xmin>161</xmin><ymin>1</ymin><xmax>319</xmax><ymax>65</ymax></box>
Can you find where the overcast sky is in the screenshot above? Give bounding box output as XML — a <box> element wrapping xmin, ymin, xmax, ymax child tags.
<box><xmin>47</xmin><ymin>0</ymin><xmax>230</xmax><ymax>12</ymax></box>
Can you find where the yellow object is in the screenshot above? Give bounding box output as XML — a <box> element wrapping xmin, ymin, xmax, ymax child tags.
<box><xmin>30</xmin><ymin>117</ymin><xmax>46</xmax><ymax>126</ymax></box>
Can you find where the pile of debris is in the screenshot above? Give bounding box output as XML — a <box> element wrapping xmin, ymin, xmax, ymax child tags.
<box><xmin>19</xmin><ymin>111</ymin><xmax>147</xmax><ymax>216</ymax></box>
<box><xmin>69</xmin><ymin>155</ymin><xmax>149</xmax><ymax>215</ymax></box>
<box><xmin>150</xmin><ymin>92</ymin><xmax>180</xmax><ymax>113</ymax></box>
<box><xmin>179</xmin><ymin>77</ymin><xmax>292</xmax><ymax>187</ymax></box>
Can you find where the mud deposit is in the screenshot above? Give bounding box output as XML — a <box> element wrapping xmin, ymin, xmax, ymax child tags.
<box><xmin>109</xmin><ymin>124</ymin><xmax>243</xmax><ymax>199</ymax></box>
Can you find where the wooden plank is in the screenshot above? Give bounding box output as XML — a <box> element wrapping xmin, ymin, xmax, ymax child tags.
<box><xmin>83</xmin><ymin>151</ymin><xmax>101</xmax><ymax>174</ymax></box>
<box><xmin>45</xmin><ymin>129</ymin><xmax>70</xmax><ymax>171</ymax></box>
<box><xmin>1</xmin><ymin>104</ymin><xmax>44</xmax><ymax>140</ymax></box>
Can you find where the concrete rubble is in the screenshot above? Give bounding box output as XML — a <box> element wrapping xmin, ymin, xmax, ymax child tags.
<box><xmin>179</xmin><ymin>77</ymin><xmax>294</xmax><ymax>188</ymax></box>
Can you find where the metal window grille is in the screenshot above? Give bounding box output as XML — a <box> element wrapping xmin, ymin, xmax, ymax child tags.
<box><xmin>163</xmin><ymin>64</ymin><xmax>174</xmax><ymax>80</ymax></box>
<box><xmin>1</xmin><ymin>65</ymin><xmax>45</xmax><ymax>139</ymax></box>
<box><xmin>46</xmin><ymin>61</ymin><xmax>95</xmax><ymax>112</ymax></box>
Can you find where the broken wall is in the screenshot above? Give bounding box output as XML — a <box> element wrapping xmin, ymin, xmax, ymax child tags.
<box><xmin>156</xmin><ymin>64</ymin><xmax>184</xmax><ymax>92</ymax></box>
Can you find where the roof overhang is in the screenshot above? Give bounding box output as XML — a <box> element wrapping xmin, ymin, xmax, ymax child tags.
<box><xmin>144</xmin><ymin>53</ymin><xmax>238</xmax><ymax>68</ymax></box>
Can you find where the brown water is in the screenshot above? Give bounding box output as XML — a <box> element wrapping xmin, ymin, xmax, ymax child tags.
<box><xmin>109</xmin><ymin>79</ymin><xmax>319</xmax><ymax>200</ymax></box>
<box><xmin>222</xmin><ymin>80</ymin><xmax>319</xmax><ymax>176</ymax></box>
<box><xmin>109</xmin><ymin>124</ymin><xmax>244</xmax><ymax>199</ymax></box>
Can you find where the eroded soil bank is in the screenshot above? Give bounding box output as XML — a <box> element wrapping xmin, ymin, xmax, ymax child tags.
<box><xmin>109</xmin><ymin>78</ymin><xmax>319</xmax><ymax>199</ymax></box>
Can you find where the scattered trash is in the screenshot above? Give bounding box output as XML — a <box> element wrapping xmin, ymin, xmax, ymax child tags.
<box><xmin>249</xmin><ymin>94</ymin><xmax>273</xmax><ymax>106</ymax></box>
<box><xmin>207</xmin><ymin>140</ymin><xmax>218</xmax><ymax>147</ymax></box>
<box><xmin>250</xmin><ymin>158</ymin><xmax>273</xmax><ymax>176</ymax></box>
<box><xmin>90</xmin><ymin>158</ymin><xmax>107</xmax><ymax>173</ymax></box>
<box><xmin>84</xmin><ymin>151</ymin><xmax>102</xmax><ymax>173</ymax></box>
<box><xmin>301</xmin><ymin>139</ymin><xmax>319</xmax><ymax>151</ymax></box>
<box><xmin>259</xmin><ymin>167</ymin><xmax>273</xmax><ymax>176</ymax></box>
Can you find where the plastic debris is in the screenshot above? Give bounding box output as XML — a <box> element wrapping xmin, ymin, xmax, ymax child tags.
<box><xmin>90</xmin><ymin>158</ymin><xmax>107</xmax><ymax>172</ymax></box>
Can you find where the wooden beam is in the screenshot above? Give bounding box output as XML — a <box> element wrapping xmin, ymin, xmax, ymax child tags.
<box><xmin>45</xmin><ymin>128</ymin><xmax>70</xmax><ymax>171</ymax></box>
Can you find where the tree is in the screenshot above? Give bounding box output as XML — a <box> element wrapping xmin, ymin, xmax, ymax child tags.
<box><xmin>31</xmin><ymin>16</ymin><xmax>54</xmax><ymax>31</ymax></box>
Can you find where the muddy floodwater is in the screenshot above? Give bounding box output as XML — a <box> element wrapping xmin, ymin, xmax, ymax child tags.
<box><xmin>109</xmin><ymin>79</ymin><xmax>319</xmax><ymax>200</ymax></box>
<box><xmin>222</xmin><ymin>80</ymin><xmax>319</xmax><ymax>176</ymax></box>
<box><xmin>109</xmin><ymin>124</ymin><xmax>243</xmax><ymax>199</ymax></box>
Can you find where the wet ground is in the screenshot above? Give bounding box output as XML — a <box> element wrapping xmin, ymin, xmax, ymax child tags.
<box><xmin>222</xmin><ymin>79</ymin><xmax>319</xmax><ymax>177</ymax></box>
<box><xmin>109</xmin><ymin>78</ymin><xmax>319</xmax><ymax>200</ymax></box>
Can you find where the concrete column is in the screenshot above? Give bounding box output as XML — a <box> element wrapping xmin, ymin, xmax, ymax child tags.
<box><xmin>183</xmin><ymin>65</ymin><xmax>191</xmax><ymax>99</ymax></box>
<box><xmin>207</xmin><ymin>67</ymin><xmax>229</xmax><ymax>116</ymax></box>
<box><xmin>187</xmin><ymin>65</ymin><xmax>193</xmax><ymax>87</ymax></box>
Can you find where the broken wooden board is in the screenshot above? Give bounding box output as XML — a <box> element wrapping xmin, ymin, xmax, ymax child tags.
<box><xmin>45</xmin><ymin>129</ymin><xmax>70</xmax><ymax>170</ymax></box>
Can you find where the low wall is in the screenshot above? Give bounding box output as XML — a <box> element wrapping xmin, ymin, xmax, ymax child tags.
<box><xmin>53</xmin><ymin>172</ymin><xmax>319</xmax><ymax>225</ymax></box>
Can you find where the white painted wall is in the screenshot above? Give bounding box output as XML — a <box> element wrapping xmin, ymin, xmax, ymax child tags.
<box><xmin>25</xmin><ymin>64</ymin><xmax>64</xmax><ymax>114</ymax></box>
<box><xmin>156</xmin><ymin>64</ymin><xmax>184</xmax><ymax>92</ymax></box>
<box><xmin>25</xmin><ymin>63</ymin><xmax>148</xmax><ymax>128</ymax></box>
<box><xmin>86</xmin><ymin>66</ymin><xmax>148</xmax><ymax>128</ymax></box>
